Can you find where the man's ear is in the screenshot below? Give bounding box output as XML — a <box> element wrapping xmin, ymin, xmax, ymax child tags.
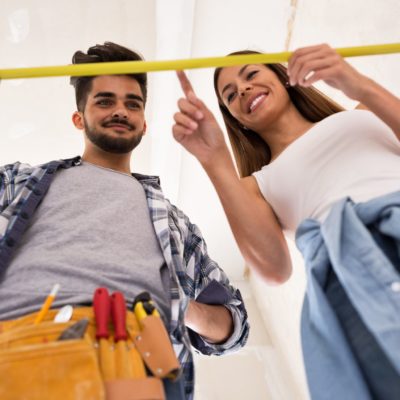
<box><xmin>143</xmin><ymin>120</ymin><xmax>147</xmax><ymax>135</ymax></box>
<box><xmin>72</xmin><ymin>111</ymin><xmax>84</xmax><ymax>130</ymax></box>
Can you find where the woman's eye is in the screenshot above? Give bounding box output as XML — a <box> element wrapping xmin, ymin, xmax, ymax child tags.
<box><xmin>247</xmin><ymin>70</ymin><xmax>258</xmax><ymax>80</ymax></box>
<box><xmin>227</xmin><ymin>92</ymin><xmax>236</xmax><ymax>104</ymax></box>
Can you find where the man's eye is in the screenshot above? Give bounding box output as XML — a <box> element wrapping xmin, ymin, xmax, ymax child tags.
<box><xmin>127</xmin><ymin>102</ymin><xmax>141</xmax><ymax>110</ymax></box>
<box><xmin>97</xmin><ymin>99</ymin><xmax>112</xmax><ymax>106</ymax></box>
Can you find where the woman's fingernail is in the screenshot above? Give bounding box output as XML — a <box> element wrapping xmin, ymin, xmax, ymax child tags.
<box><xmin>190</xmin><ymin>121</ymin><xmax>198</xmax><ymax>129</ymax></box>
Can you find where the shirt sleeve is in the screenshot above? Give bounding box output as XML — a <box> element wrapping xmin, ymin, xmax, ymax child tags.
<box><xmin>0</xmin><ymin>162</ymin><xmax>31</xmax><ymax>212</ymax></box>
<box><xmin>0</xmin><ymin>163</ymin><xmax>19</xmax><ymax>212</ymax></box>
<box><xmin>0</xmin><ymin>162</ymin><xmax>35</xmax><ymax>242</ymax></box>
<box><xmin>0</xmin><ymin>166</ymin><xmax>10</xmax><ymax>211</ymax></box>
<box><xmin>183</xmin><ymin>220</ymin><xmax>250</xmax><ymax>356</ymax></box>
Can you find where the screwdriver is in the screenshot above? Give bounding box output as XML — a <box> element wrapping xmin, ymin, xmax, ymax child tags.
<box><xmin>111</xmin><ymin>292</ymin><xmax>131</xmax><ymax>379</ymax></box>
<box><xmin>93</xmin><ymin>287</ymin><xmax>114</xmax><ymax>380</ymax></box>
<box><xmin>111</xmin><ymin>291</ymin><xmax>146</xmax><ymax>379</ymax></box>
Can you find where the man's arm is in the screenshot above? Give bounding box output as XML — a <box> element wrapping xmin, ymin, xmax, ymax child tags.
<box><xmin>180</xmin><ymin>216</ymin><xmax>249</xmax><ymax>355</ymax></box>
<box><xmin>185</xmin><ymin>300</ymin><xmax>233</xmax><ymax>344</ymax></box>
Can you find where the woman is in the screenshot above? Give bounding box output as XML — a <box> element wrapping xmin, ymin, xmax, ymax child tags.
<box><xmin>172</xmin><ymin>44</ymin><xmax>400</xmax><ymax>399</ymax></box>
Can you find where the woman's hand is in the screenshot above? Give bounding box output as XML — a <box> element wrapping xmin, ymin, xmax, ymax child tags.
<box><xmin>173</xmin><ymin>71</ymin><xmax>230</xmax><ymax>168</ymax></box>
<box><xmin>287</xmin><ymin>43</ymin><xmax>368</xmax><ymax>101</ymax></box>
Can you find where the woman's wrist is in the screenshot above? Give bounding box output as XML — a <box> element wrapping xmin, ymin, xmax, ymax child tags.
<box><xmin>350</xmin><ymin>74</ymin><xmax>376</xmax><ymax>102</ymax></box>
<box><xmin>200</xmin><ymin>146</ymin><xmax>234</xmax><ymax>174</ymax></box>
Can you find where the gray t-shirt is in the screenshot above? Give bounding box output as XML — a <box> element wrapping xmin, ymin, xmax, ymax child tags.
<box><xmin>0</xmin><ymin>161</ymin><xmax>170</xmax><ymax>321</ymax></box>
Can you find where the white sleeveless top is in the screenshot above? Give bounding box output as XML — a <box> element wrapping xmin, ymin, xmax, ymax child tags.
<box><xmin>252</xmin><ymin>110</ymin><xmax>400</xmax><ymax>238</ymax></box>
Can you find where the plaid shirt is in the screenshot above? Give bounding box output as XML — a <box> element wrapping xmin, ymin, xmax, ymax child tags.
<box><xmin>0</xmin><ymin>156</ymin><xmax>249</xmax><ymax>399</ymax></box>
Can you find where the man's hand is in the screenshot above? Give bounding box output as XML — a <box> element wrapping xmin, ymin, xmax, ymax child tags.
<box><xmin>184</xmin><ymin>300</ymin><xmax>234</xmax><ymax>344</ymax></box>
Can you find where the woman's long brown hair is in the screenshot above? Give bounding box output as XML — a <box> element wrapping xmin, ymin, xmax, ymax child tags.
<box><xmin>214</xmin><ymin>51</ymin><xmax>344</xmax><ymax>178</ymax></box>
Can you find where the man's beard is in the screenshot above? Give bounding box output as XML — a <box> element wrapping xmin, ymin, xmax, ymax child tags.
<box><xmin>84</xmin><ymin>117</ymin><xmax>144</xmax><ymax>154</ymax></box>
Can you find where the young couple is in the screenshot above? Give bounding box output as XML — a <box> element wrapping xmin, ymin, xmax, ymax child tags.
<box><xmin>1</xmin><ymin>40</ymin><xmax>399</xmax><ymax>399</ymax></box>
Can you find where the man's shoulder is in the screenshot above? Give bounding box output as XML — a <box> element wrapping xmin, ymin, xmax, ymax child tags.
<box><xmin>131</xmin><ymin>171</ymin><xmax>198</xmax><ymax>230</ymax></box>
<box><xmin>132</xmin><ymin>172</ymin><xmax>161</xmax><ymax>186</ymax></box>
<box><xmin>0</xmin><ymin>156</ymin><xmax>81</xmax><ymax>181</ymax></box>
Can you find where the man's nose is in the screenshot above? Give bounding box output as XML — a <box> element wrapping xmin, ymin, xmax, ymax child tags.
<box><xmin>111</xmin><ymin>105</ymin><xmax>128</xmax><ymax>119</ymax></box>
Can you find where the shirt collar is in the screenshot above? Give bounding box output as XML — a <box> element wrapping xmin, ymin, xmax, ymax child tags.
<box><xmin>62</xmin><ymin>156</ymin><xmax>161</xmax><ymax>186</ymax></box>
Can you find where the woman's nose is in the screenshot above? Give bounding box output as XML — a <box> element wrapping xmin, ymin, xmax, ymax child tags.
<box><xmin>239</xmin><ymin>86</ymin><xmax>252</xmax><ymax>97</ymax></box>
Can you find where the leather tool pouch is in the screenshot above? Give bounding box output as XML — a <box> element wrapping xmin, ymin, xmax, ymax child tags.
<box><xmin>0</xmin><ymin>307</ymin><xmax>181</xmax><ymax>400</ymax></box>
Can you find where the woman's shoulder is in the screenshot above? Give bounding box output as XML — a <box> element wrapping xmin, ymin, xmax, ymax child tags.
<box><xmin>252</xmin><ymin>110</ymin><xmax>382</xmax><ymax>175</ymax></box>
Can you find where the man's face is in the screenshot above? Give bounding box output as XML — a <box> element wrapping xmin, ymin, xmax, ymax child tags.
<box><xmin>80</xmin><ymin>75</ymin><xmax>146</xmax><ymax>154</ymax></box>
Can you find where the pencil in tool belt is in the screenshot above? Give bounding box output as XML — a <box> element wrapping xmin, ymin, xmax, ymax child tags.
<box><xmin>34</xmin><ymin>283</ymin><xmax>60</xmax><ymax>325</ymax></box>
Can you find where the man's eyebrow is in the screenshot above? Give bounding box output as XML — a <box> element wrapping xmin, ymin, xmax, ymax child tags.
<box><xmin>126</xmin><ymin>94</ymin><xmax>144</xmax><ymax>103</ymax></box>
<box><xmin>93</xmin><ymin>92</ymin><xmax>144</xmax><ymax>103</ymax></box>
<box><xmin>94</xmin><ymin>92</ymin><xmax>115</xmax><ymax>99</ymax></box>
<box><xmin>221</xmin><ymin>65</ymin><xmax>251</xmax><ymax>97</ymax></box>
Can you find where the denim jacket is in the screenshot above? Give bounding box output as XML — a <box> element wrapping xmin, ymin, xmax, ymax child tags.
<box><xmin>296</xmin><ymin>191</ymin><xmax>400</xmax><ymax>399</ymax></box>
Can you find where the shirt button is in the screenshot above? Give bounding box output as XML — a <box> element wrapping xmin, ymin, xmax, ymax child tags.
<box><xmin>390</xmin><ymin>282</ymin><xmax>400</xmax><ymax>292</ymax></box>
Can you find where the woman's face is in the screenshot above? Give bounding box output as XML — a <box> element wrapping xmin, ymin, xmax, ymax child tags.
<box><xmin>217</xmin><ymin>64</ymin><xmax>290</xmax><ymax>132</ymax></box>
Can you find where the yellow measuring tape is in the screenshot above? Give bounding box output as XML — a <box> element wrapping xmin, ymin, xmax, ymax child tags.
<box><xmin>0</xmin><ymin>43</ymin><xmax>399</xmax><ymax>80</ymax></box>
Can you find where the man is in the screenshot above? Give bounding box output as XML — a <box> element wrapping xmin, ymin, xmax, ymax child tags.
<box><xmin>0</xmin><ymin>42</ymin><xmax>249</xmax><ymax>399</ymax></box>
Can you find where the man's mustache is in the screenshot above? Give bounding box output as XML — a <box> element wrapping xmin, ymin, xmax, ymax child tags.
<box><xmin>102</xmin><ymin>118</ymin><xmax>135</xmax><ymax>130</ymax></box>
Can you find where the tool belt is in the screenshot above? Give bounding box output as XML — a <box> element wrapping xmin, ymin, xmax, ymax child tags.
<box><xmin>0</xmin><ymin>290</ymin><xmax>181</xmax><ymax>400</ymax></box>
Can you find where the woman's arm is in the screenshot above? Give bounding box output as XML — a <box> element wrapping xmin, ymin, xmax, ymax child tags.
<box><xmin>173</xmin><ymin>72</ymin><xmax>292</xmax><ymax>284</ymax></box>
<box><xmin>288</xmin><ymin>44</ymin><xmax>400</xmax><ymax>138</ymax></box>
<box><xmin>353</xmin><ymin>77</ymin><xmax>400</xmax><ymax>137</ymax></box>
<box><xmin>205</xmin><ymin>156</ymin><xmax>292</xmax><ymax>283</ymax></box>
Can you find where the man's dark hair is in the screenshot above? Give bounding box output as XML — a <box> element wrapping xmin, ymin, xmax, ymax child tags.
<box><xmin>70</xmin><ymin>42</ymin><xmax>147</xmax><ymax>112</ymax></box>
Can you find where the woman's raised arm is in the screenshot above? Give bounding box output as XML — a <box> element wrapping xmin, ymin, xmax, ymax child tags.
<box><xmin>173</xmin><ymin>71</ymin><xmax>292</xmax><ymax>283</ymax></box>
<box><xmin>288</xmin><ymin>43</ymin><xmax>400</xmax><ymax>138</ymax></box>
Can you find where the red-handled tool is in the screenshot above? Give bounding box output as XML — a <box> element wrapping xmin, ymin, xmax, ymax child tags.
<box><xmin>111</xmin><ymin>292</ymin><xmax>127</xmax><ymax>342</ymax></box>
<box><xmin>111</xmin><ymin>291</ymin><xmax>146</xmax><ymax>379</ymax></box>
<box><xmin>94</xmin><ymin>288</ymin><xmax>111</xmax><ymax>340</ymax></box>
<box><xmin>93</xmin><ymin>287</ymin><xmax>114</xmax><ymax>380</ymax></box>
<box><xmin>111</xmin><ymin>291</ymin><xmax>132</xmax><ymax>378</ymax></box>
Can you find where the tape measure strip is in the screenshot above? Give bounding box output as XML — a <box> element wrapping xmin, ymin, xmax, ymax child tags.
<box><xmin>0</xmin><ymin>43</ymin><xmax>399</xmax><ymax>80</ymax></box>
